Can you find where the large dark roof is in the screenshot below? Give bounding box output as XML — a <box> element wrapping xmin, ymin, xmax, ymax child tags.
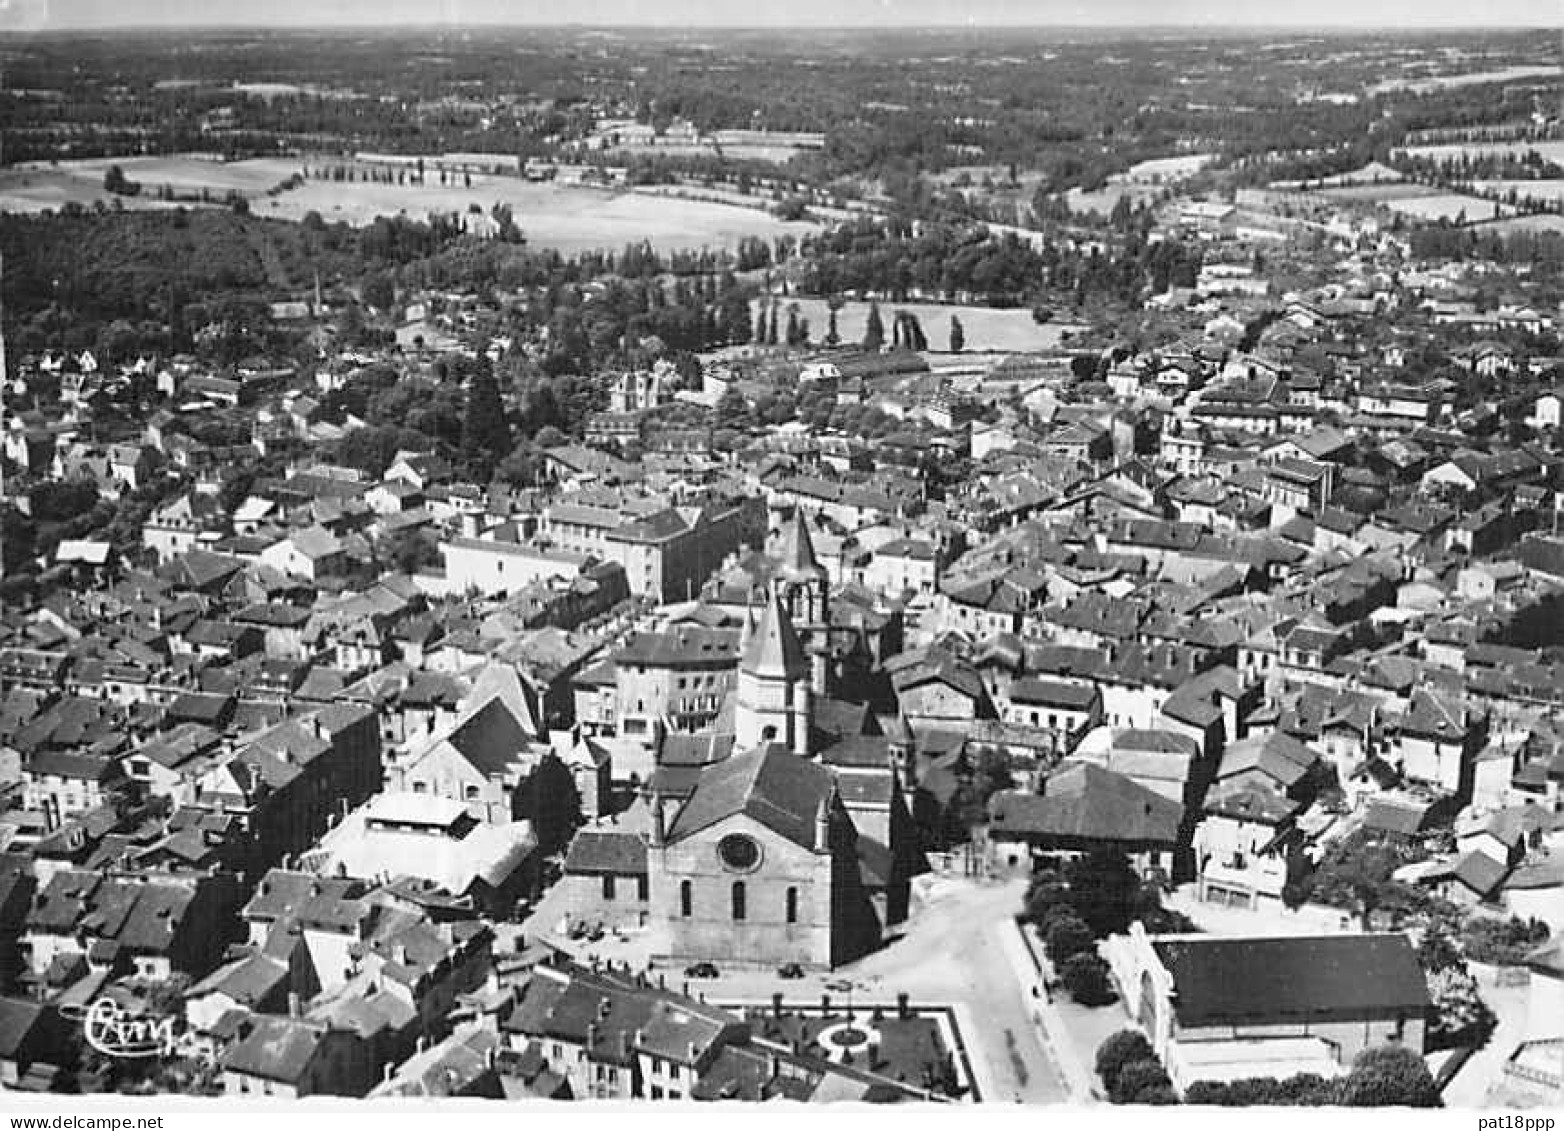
<box><xmin>563</xmin><ymin>830</ymin><xmax>648</xmax><ymax>876</ymax></box>
<box><xmin>444</xmin><ymin>697</ymin><xmax>531</xmax><ymax>777</ymax></box>
<box><xmin>1153</xmin><ymin>934</ymin><xmax>1429</xmax><ymax>1027</ymax></box>
<box><xmin>987</xmin><ymin>763</ymin><xmax>1183</xmax><ymax>847</ymax></box>
<box><xmin>666</xmin><ymin>745</ymin><xmax>834</xmax><ymax>850</ymax></box>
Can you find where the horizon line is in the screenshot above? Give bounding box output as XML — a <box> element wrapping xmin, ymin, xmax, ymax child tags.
<box><xmin>10</xmin><ymin>21</ymin><xmax>1564</xmax><ymax>32</ymax></box>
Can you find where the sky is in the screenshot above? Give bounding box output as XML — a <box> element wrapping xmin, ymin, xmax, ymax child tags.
<box><xmin>5</xmin><ymin>0</ymin><xmax>1561</xmax><ymax>30</ymax></box>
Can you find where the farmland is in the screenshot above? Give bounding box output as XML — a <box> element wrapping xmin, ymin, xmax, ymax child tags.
<box><xmin>0</xmin><ymin>155</ymin><xmax>822</xmax><ymax>254</ymax></box>
<box><xmin>751</xmin><ymin>297</ymin><xmax>1087</xmax><ymax>354</ymax></box>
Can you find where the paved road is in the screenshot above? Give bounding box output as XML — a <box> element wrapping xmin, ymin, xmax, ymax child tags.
<box><xmin>843</xmin><ymin>875</ymin><xmax>1070</xmax><ymax>1103</ymax></box>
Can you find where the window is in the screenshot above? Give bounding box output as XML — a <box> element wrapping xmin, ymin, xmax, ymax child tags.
<box><xmin>412</xmin><ymin>781</ymin><xmax>427</xmax><ymax>794</ymax></box>
<box><xmin>670</xmin><ymin>1064</ymin><xmax>681</xmax><ymax>1081</ymax></box>
<box><xmin>786</xmin><ymin>886</ymin><xmax>798</xmax><ymax>924</ymax></box>
<box><xmin>637</xmin><ymin>875</ymin><xmax>649</xmax><ymax>901</ymax></box>
<box><xmin>602</xmin><ymin>874</ymin><xmax>616</xmax><ymax>900</ymax></box>
<box><xmin>731</xmin><ymin>881</ymin><xmax>747</xmax><ymax>921</ymax></box>
<box><xmin>465</xmin><ymin>784</ymin><xmax>480</xmax><ymax>801</ymax></box>
<box><xmin>680</xmin><ymin>880</ymin><xmax>692</xmax><ymax>918</ymax></box>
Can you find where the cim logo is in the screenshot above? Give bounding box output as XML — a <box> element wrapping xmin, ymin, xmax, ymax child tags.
<box><xmin>59</xmin><ymin>998</ymin><xmax>180</xmax><ymax>1060</ymax></box>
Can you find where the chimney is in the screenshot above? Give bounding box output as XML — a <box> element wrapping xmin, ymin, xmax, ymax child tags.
<box><xmin>821</xmin><ymin>993</ymin><xmax>831</xmax><ymax>1015</ymax></box>
<box><xmin>587</xmin><ymin>1023</ymin><xmax>599</xmax><ymax>1051</ymax></box>
<box><xmin>288</xmin><ymin>992</ymin><xmax>302</xmax><ymax>1017</ymax></box>
<box><xmin>897</xmin><ymin>992</ymin><xmax>910</xmax><ymax>1020</ymax></box>
<box><xmin>814</xmin><ymin>794</ymin><xmax>831</xmax><ymax>853</ymax></box>
<box><xmin>772</xmin><ymin>992</ymin><xmax>783</xmax><ymax>1018</ymax></box>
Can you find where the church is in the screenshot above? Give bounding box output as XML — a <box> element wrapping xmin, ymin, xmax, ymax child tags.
<box><xmin>563</xmin><ymin>510</ymin><xmax>923</xmax><ymax>970</ymax></box>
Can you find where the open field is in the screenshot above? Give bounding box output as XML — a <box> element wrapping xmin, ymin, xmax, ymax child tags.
<box><xmin>265</xmin><ymin>178</ymin><xmax>821</xmax><ymax>252</ymax></box>
<box><xmin>1471</xmin><ymin>212</ymin><xmax>1564</xmax><ymax>236</ymax></box>
<box><xmin>1063</xmin><ymin>183</ymin><xmax>1161</xmax><ymax>218</ymax></box>
<box><xmin>1383</xmin><ymin>192</ymin><xmax>1517</xmax><ymax>222</ymax></box>
<box><xmin>1115</xmin><ymin>153</ymin><xmax>1218</xmax><ymax>183</ymax></box>
<box><xmin>1316</xmin><ymin>181</ymin><xmax>1441</xmax><ymax>203</ymax></box>
<box><xmin>1369</xmin><ymin>65</ymin><xmax>1561</xmax><ymax>95</ymax></box>
<box><xmin>1472</xmin><ymin>179</ymin><xmax>1564</xmax><ymax>204</ymax></box>
<box><xmin>0</xmin><ymin>155</ymin><xmax>303</xmax><ymax>213</ymax></box>
<box><xmin>0</xmin><ymin>155</ymin><xmax>822</xmax><ymax>253</ymax></box>
<box><xmin>754</xmin><ymin>297</ymin><xmax>1086</xmax><ymax>353</ymax></box>
<box><xmin>1398</xmin><ymin>140</ymin><xmax>1564</xmax><ymax>164</ymax></box>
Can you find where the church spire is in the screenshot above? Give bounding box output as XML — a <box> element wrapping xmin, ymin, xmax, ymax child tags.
<box><xmin>740</xmin><ymin>584</ymin><xmax>808</xmax><ymax>681</ymax></box>
<box><xmin>778</xmin><ymin>507</ymin><xmax>824</xmax><ymax>581</ymax></box>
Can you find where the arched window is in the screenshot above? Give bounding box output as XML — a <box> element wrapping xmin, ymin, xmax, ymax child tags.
<box><xmin>731</xmin><ymin>881</ymin><xmax>747</xmax><ymax>922</ymax></box>
<box><xmin>679</xmin><ymin>880</ymin><xmax>692</xmax><ymax>918</ymax></box>
<box><xmin>785</xmin><ymin>886</ymin><xmax>798</xmax><ymax>925</ymax></box>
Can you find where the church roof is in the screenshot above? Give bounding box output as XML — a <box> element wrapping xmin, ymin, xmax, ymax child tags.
<box><xmin>740</xmin><ymin>586</ymin><xmax>808</xmax><ymax>681</ymax></box>
<box><xmin>776</xmin><ymin>509</ymin><xmax>825</xmax><ymax>581</ymax></box>
<box><xmin>665</xmin><ymin>744</ymin><xmax>835</xmax><ymax>851</ymax></box>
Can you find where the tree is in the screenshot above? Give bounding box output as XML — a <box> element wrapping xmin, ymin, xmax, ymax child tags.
<box><xmin>361</xmin><ymin>272</ymin><xmax>395</xmax><ymax>312</ymax></box>
<box><xmin>1064</xmin><ymin>849</ymin><xmax>1142</xmax><ymax>937</ymax></box>
<box><xmin>388</xmin><ymin>529</ymin><xmax>440</xmax><ymax>574</ymax></box>
<box><xmin>1112</xmin><ymin>1059</ymin><xmax>1173</xmax><ymax>1104</ymax></box>
<box><xmin>1339</xmin><ymin>1044</ymin><xmax>1440</xmax><ymax>1107</ymax></box>
<box><xmin>949</xmin><ymin>315</ymin><xmax>965</xmax><ymax>353</ymax></box>
<box><xmin>103</xmin><ymin>164</ymin><xmax>139</xmax><ymax>197</ymax></box>
<box><xmin>1022</xmin><ymin>873</ymin><xmax>1071</xmax><ymax>927</ymax></box>
<box><xmin>1044</xmin><ymin>912</ymin><xmax>1095</xmax><ymax>965</ymax></box>
<box><xmin>1060</xmin><ymin>952</ymin><xmax>1116</xmax><ymax>1006</ymax></box>
<box><xmin>535</xmin><ymin>424</ymin><xmax>568</xmax><ymax>449</ymax></box>
<box><xmin>1095</xmin><ymin>1031</ymin><xmax>1156</xmax><ymax>1096</ymax></box>
<box><xmin>1426</xmin><ymin>967</ymin><xmax>1498</xmax><ymax>1051</ymax></box>
<box><xmin>862</xmin><ymin>301</ymin><xmax>885</xmax><ymax>351</ymax></box>
<box><xmin>715</xmin><ymin>386</ymin><xmax>750</xmax><ymax>431</ymax></box>
<box><xmin>1416</xmin><ymin>921</ymin><xmax>1463</xmax><ymax>974</ymax></box>
<box><xmin>461</xmin><ymin>363</ymin><xmax>511</xmax><ymax>479</ymax></box>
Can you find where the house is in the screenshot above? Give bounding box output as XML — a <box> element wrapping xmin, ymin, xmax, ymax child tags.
<box><xmin>23</xmin><ymin>870</ymin><xmax>244</xmax><ymax>982</ymax></box>
<box><xmin>260</xmin><ymin>526</ymin><xmax>345</xmax><ymax>582</ymax></box>
<box><xmin>558</xmin><ymin>823</ymin><xmax>650</xmax><ymax>931</ymax></box>
<box><xmin>986</xmin><ymin>762</ymin><xmax>1186</xmax><ymax>878</ymax></box>
<box><xmin>1101</xmin><ymin>926</ymin><xmax>1431</xmax><ymax>1091</ymax></box>
<box><xmin>1395</xmin><ymin>689</ymin><xmax>1489</xmax><ymax>800</ymax></box>
<box><xmin>0</xmin><ymin>998</ymin><xmax>65</xmax><ymax>1088</ymax></box>
<box><xmin>220</xmin><ymin>1015</ymin><xmax>379</xmax><ymax>1098</ymax></box>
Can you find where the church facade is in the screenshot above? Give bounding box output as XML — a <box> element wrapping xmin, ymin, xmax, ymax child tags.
<box><xmin>647</xmin><ymin>745</ymin><xmax>882</xmax><ymax>970</ymax></box>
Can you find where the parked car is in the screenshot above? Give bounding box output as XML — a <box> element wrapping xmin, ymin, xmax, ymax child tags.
<box><xmin>684</xmin><ymin>962</ymin><xmax>720</xmax><ymax>979</ymax></box>
<box><xmin>776</xmin><ymin>963</ymin><xmax>805</xmax><ymax>979</ymax></box>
